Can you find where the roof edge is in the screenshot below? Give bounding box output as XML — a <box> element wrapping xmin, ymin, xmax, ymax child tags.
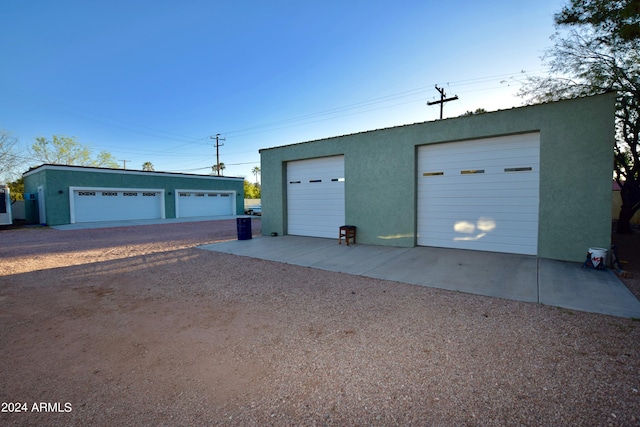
<box><xmin>23</xmin><ymin>164</ymin><xmax>245</xmax><ymax>181</ymax></box>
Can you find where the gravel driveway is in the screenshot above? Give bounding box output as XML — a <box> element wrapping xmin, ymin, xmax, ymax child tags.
<box><xmin>1</xmin><ymin>219</ymin><xmax>639</xmax><ymax>426</ymax></box>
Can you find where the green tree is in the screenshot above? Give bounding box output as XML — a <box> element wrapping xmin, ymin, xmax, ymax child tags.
<box><xmin>8</xmin><ymin>177</ymin><xmax>24</xmax><ymax>202</ymax></box>
<box><xmin>460</xmin><ymin>108</ymin><xmax>488</xmax><ymax>116</ymax></box>
<box><xmin>555</xmin><ymin>0</ymin><xmax>640</xmax><ymax>41</ymax></box>
<box><xmin>519</xmin><ymin>0</ymin><xmax>640</xmax><ymax>233</ymax></box>
<box><xmin>244</xmin><ymin>180</ymin><xmax>261</xmax><ymax>199</ymax></box>
<box><xmin>142</xmin><ymin>161</ymin><xmax>155</xmax><ymax>171</ymax></box>
<box><xmin>211</xmin><ymin>162</ymin><xmax>225</xmax><ymax>176</ymax></box>
<box><xmin>29</xmin><ymin>135</ymin><xmax>119</xmax><ymax>168</ymax></box>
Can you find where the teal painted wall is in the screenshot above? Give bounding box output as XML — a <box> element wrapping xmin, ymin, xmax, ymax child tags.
<box><xmin>23</xmin><ymin>166</ymin><xmax>244</xmax><ymax>226</ymax></box>
<box><xmin>260</xmin><ymin>94</ymin><xmax>616</xmax><ymax>262</ymax></box>
<box><xmin>23</xmin><ymin>169</ymin><xmax>48</xmax><ymax>224</ymax></box>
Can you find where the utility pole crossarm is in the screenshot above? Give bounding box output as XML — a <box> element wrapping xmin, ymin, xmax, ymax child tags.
<box><xmin>426</xmin><ymin>85</ymin><xmax>459</xmax><ymax>119</ymax></box>
<box><xmin>427</xmin><ymin>95</ymin><xmax>460</xmax><ymax>105</ymax></box>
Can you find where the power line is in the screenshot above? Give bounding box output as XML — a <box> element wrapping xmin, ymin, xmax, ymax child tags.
<box><xmin>7</xmin><ymin>69</ymin><xmax>548</xmax><ymax>167</ymax></box>
<box><xmin>217</xmin><ymin>70</ymin><xmax>546</xmax><ymax>139</ymax></box>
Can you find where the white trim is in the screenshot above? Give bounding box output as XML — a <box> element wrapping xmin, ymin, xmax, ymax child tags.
<box><xmin>174</xmin><ymin>189</ymin><xmax>236</xmax><ymax>218</ymax></box>
<box><xmin>0</xmin><ymin>186</ymin><xmax>11</xmax><ymax>225</ymax></box>
<box><xmin>24</xmin><ymin>164</ymin><xmax>244</xmax><ymax>181</ymax></box>
<box><xmin>69</xmin><ymin>186</ymin><xmax>165</xmax><ymax>224</ymax></box>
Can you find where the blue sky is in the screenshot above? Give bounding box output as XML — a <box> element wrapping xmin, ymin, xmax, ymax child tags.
<box><xmin>1</xmin><ymin>0</ymin><xmax>562</xmax><ymax>181</ymax></box>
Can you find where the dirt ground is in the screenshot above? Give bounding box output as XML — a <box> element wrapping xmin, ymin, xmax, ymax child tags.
<box><xmin>1</xmin><ymin>219</ymin><xmax>639</xmax><ymax>426</ymax></box>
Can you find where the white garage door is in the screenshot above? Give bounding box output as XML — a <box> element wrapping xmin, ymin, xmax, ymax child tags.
<box><xmin>176</xmin><ymin>191</ymin><xmax>234</xmax><ymax>218</ymax></box>
<box><xmin>417</xmin><ymin>133</ymin><xmax>540</xmax><ymax>255</ymax></box>
<box><xmin>287</xmin><ymin>155</ymin><xmax>345</xmax><ymax>238</ymax></box>
<box><xmin>71</xmin><ymin>188</ymin><xmax>164</xmax><ymax>223</ymax></box>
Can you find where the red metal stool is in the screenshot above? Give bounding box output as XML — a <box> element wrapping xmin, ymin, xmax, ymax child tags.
<box><xmin>339</xmin><ymin>225</ymin><xmax>356</xmax><ymax>245</ymax></box>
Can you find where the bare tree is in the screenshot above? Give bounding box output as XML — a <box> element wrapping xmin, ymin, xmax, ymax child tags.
<box><xmin>0</xmin><ymin>131</ymin><xmax>24</xmax><ymax>182</ymax></box>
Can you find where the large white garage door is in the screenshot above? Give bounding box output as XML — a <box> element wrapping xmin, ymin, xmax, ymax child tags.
<box><xmin>176</xmin><ymin>191</ymin><xmax>234</xmax><ymax>218</ymax></box>
<box><xmin>287</xmin><ymin>155</ymin><xmax>345</xmax><ymax>238</ymax></box>
<box><xmin>417</xmin><ymin>133</ymin><xmax>540</xmax><ymax>255</ymax></box>
<box><xmin>71</xmin><ymin>188</ymin><xmax>164</xmax><ymax>223</ymax></box>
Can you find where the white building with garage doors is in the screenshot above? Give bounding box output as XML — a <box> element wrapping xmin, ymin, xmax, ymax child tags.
<box><xmin>22</xmin><ymin>164</ymin><xmax>244</xmax><ymax>226</ymax></box>
<box><xmin>260</xmin><ymin>94</ymin><xmax>616</xmax><ymax>263</ymax></box>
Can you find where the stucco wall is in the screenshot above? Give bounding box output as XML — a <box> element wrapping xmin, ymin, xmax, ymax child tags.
<box><xmin>23</xmin><ymin>166</ymin><xmax>244</xmax><ymax>225</ymax></box>
<box><xmin>260</xmin><ymin>93</ymin><xmax>616</xmax><ymax>262</ymax></box>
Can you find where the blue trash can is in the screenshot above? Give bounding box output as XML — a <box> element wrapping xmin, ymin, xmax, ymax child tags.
<box><xmin>237</xmin><ymin>217</ymin><xmax>252</xmax><ymax>240</ymax></box>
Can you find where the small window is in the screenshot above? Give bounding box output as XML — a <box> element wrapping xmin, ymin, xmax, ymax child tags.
<box><xmin>309</xmin><ymin>179</ymin><xmax>322</xmax><ymax>183</ymax></box>
<box><xmin>195</xmin><ymin>193</ymin><xmax>205</xmax><ymax>197</ymax></box>
<box><xmin>0</xmin><ymin>189</ymin><xmax>6</xmax><ymax>214</ymax></box>
<box><xmin>504</xmin><ymin>167</ymin><xmax>533</xmax><ymax>172</ymax></box>
<box><xmin>78</xmin><ymin>191</ymin><xmax>96</xmax><ymax>196</ymax></box>
<box><xmin>142</xmin><ymin>192</ymin><xmax>157</xmax><ymax>197</ymax></box>
<box><xmin>220</xmin><ymin>194</ymin><xmax>230</xmax><ymax>197</ymax></box>
<box><xmin>331</xmin><ymin>178</ymin><xmax>345</xmax><ymax>182</ymax></box>
<box><xmin>123</xmin><ymin>192</ymin><xmax>138</xmax><ymax>197</ymax></box>
<box><xmin>460</xmin><ymin>169</ymin><xmax>485</xmax><ymax>174</ymax></box>
<box><xmin>102</xmin><ymin>192</ymin><xmax>118</xmax><ymax>197</ymax></box>
<box><xmin>289</xmin><ymin>181</ymin><xmax>301</xmax><ymax>184</ymax></box>
<box><xmin>423</xmin><ymin>172</ymin><xmax>444</xmax><ymax>176</ymax></box>
<box><xmin>179</xmin><ymin>192</ymin><xmax>189</xmax><ymax>197</ymax></box>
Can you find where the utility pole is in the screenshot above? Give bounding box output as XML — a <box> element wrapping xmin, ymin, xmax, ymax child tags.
<box><xmin>119</xmin><ymin>159</ymin><xmax>131</xmax><ymax>169</ymax></box>
<box><xmin>427</xmin><ymin>85</ymin><xmax>459</xmax><ymax>119</ymax></box>
<box><xmin>210</xmin><ymin>134</ymin><xmax>225</xmax><ymax>176</ymax></box>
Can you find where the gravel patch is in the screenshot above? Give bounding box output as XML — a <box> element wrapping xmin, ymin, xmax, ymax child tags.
<box><xmin>1</xmin><ymin>219</ymin><xmax>639</xmax><ymax>426</ymax></box>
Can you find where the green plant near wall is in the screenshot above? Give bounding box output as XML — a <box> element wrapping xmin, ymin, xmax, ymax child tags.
<box><xmin>244</xmin><ymin>180</ymin><xmax>261</xmax><ymax>198</ymax></box>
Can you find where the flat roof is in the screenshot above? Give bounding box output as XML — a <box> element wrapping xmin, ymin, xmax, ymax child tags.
<box><xmin>23</xmin><ymin>164</ymin><xmax>244</xmax><ymax>181</ymax></box>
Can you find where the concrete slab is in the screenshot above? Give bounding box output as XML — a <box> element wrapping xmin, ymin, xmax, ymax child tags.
<box><xmin>200</xmin><ymin>235</ymin><xmax>640</xmax><ymax>318</ymax></box>
<box><xmin>300</xmin><ymin>242</ymin><xmax>411</xmax><ymax>275</ymax></box>
<box><xmin>364</xmin><ymin>247</ymin><xmax>539</xmax><ymax>303</ymax></box>
<box><xmin>538</xmin><ymin>259</ymin><xmax>640</xmax><ymax>318</ymax></box>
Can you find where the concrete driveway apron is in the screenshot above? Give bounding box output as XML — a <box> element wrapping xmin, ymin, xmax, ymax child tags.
<box><xmin>201</xmin><ymin>236</ymin><xmax>640</xmax><ymax>318</ymax></box>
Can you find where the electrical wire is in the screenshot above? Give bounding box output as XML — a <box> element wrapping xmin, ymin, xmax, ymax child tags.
<box><xmin>4</xmin><ymin>68</ymin><xmax>549</xmax><ymax>172</ymax></box>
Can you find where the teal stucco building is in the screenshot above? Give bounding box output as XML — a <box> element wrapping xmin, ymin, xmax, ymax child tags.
<box><xmin>260</xmin><ymin>94</ymin><xmax>616</xmax><ymax>262</ymax></box>
<box><xmin>23</xmin><ymin>165</ymin><xmax>245</xmax><ymax>226</ymax></box>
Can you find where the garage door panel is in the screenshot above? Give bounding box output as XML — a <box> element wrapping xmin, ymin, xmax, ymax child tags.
<box><xmin>420</xmin><ymin>221</ymin><xmax>539</xmax><ymax>236</ymax></box>
<box><xmin>425</xmin><ymin>159</ymin><xmax>539</xmax><ymax>173</ymax></box>
<box><xmin>421</xmin><ymin>232</ymin><xmax>539</xmax><ymax>248</ymax></box>
<box><xmin>177</xmin><ymin>191</ymin><xmax>234</xmax><ymax>217</ymax></box>
<box><xmin>420</xmin><ymin>210</ymin><xmax>540</xmax><ymax>222</ymax></box>
<box><xmin>418</xmin><ymin>133</ymin><xmax>540</xmax><ymax>255</ymax></box>
<box><xmin>288</xmin><ymin>189</ymin><xmax>343</xmax><ymax>199</ymax></box>
<box><xmin>419</xmin><ymin>238</ymin><xmax>537</xmax><ymax>255</ymax></box>
<box><xmin>421</xmin><ymin>196</ymin><xmax>540</xmax><ymax>209</ymax></box>
<box><xmin>73</xmin><ymin>189</ymin><xmax>163</xmax><ymax>223</ymax></box>
<box><xmin>287</xmin><ymin>156</ymin><xmax>345</xmax><ymax>238</ymax></box>
<box><xmin>421</xmin><ymin>171</ymin><xmax>538</xmax><ymax>184</ymax></box>
<box><xmin>421</xmin><ymin>186</ymin><xmax>540</xmax><ymax>199</ymax></box>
